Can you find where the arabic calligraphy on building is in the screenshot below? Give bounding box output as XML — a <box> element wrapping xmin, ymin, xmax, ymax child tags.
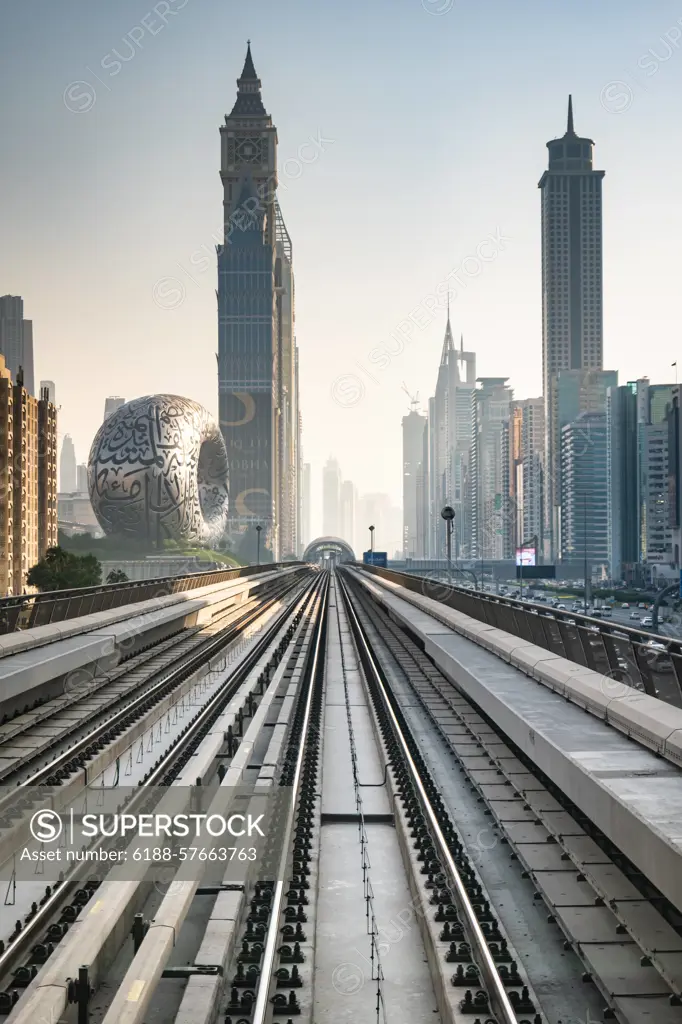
<box><xmin>88</xmin><ymin>395</ymin><xmax>229</xmax><ymax>545</ymax></box>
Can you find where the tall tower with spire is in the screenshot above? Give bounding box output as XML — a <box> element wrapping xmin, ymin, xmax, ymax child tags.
<box><xmin>428</xmin><ymin>310</ymin><xmax>476</xmax><ymax>558</ymax></box>
<box><xmin>539</xmin><ymin>96</ymin><xmax>605</xmax><ymax>560</ymax></box>
<box><xmin>217</xmin><ymin>44</ymin><xmax>298</xmax><ymax>559</ymax></box>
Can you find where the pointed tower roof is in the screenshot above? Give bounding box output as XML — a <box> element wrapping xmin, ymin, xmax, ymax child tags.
<box><xmin>241</xmin><ymin>41</ymin><xmax>258</xmax><ymax>80</ymax></box>
<box><xmin>229</xmin><ymin>42</ymin><xmax>267</xmax><ymax>118</ymax></box>
<box><xmin>440</xmin><ymin>310</ymin><xmax>455</xmax><ymax>366</ymax></box>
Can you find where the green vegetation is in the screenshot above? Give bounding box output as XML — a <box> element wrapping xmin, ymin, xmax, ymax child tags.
<box><xmin>106</xmin><ymin>569</ymin><xmax>129</xmax><ymax>584</ymax></box>
<box><xmin>57</xmin><ymin>531</ymin><xmax>241</xmax><ymax>568</ymax></box>
<box><xmin>27</xmin><ymin>546</ymin><xmax>102</xmax><ymax>592</ymax></box>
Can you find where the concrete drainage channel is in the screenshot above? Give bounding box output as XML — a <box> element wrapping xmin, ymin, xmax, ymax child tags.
<box><xmin>342</xmin><ymin>568</ymin><xmax>682</xmax><ymax>1024</ymax></box>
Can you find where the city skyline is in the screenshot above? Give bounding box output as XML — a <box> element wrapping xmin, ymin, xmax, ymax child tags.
<box><xmin>2</xmin><ymin>1</ymin><xmax>682</xmax><ymax>542</ymax></box>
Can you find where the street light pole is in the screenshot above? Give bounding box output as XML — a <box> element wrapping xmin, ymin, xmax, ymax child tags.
<box><xmin>440</xmin><ymin>506</ymin><xmax>455</xmax><ymax>586</ymax></box>
<box><xmin>256</xmin><ymin>524</ymin><xmax>262</xmax><ymax>566</ymax></box>
<box><xmin>369</xmin><ymin>525</ymin><xmax>375</xmax><ymax>554</ymax></box>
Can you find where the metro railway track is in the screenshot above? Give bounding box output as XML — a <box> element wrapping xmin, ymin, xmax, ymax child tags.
<box><xmin>0</xmin><ymin>572</ymin><xmax>301</xmax><ymax>789</ymax></box>
<box><xmin>4</xmin><ymin>567</ymin><xmax>682</xmax><ymax>1024</ymax></box>
<box><xmin>0</xmin><ymin>571</ymin><xmax>323</xmax><ymax>1016</ymax></box>
<box><xmin>342</xmin><ymin>567</ymin><xmax>682</xmax><ymax>1024</ymax></box>
<box><xmin>336</xmin><ymin>572</ymin><xmax>535</xmax><ymax>1024</ymax></box>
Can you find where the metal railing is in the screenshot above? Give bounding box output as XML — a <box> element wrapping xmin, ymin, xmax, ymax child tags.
<box><xmin>0</xmin><ymin>562</ymin><xmax>304</xmax><ymax>636</ymax></box>
<box><xmin>359</xmin><ymin>565</ymin><xmax>682</xmax><ymax>709</ymax></box>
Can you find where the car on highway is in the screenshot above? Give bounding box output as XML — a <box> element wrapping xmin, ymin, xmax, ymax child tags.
<box><xmin>621</xmin><ymin>602</ymin><xmax>630</xmax><ymax>609</ymax></box>
<box><xmin>591</xmin><ymin>609</ymin><xmax>603</xmax><ymax>618</ymax></box>
<box><xmin>629</xmin><ymin>612</ymin><xmax>640</xmax><ymax>621</ymax></box>
<box><xmin>601</xmin><ymin>607</ymin><xmax>612</xmax><ymax>618</ymax></box>
<box><xmin>557</xmin><ymin>603</ymin><xmax>567</xmax><ymax>610</ymax></box>
<box><xmin>641</xmin><ymin>616</ymin><xmax>653</xmax><ymax>626</ymax></box>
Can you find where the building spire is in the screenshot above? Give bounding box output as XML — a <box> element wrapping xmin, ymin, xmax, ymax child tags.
<box><xmin>567</xmin><ymin>94</ymin><xmax>575</xmax><ymax>135</ymax></box>
<box><xmin>240</xmin><ymin>40</ymin><xmax>258</xmax><ymax>81</ymax></box>
<box><xmin>440</xmin><ymin>306</ymin><xmax>455</xmax><ymax>366</ymax></box>
<box><xmin>229</xmin><ymin>42</ymin><xmax>267</xmax><ymax>118</ymax></box>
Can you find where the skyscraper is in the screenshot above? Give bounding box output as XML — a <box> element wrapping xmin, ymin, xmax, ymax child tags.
<box><xmin>217</xmin><ymin>44</ymin><xmax>297</xmax><ymax>559</ymax></box>
<box><xmin>428</xmin><ymin>315</ymin><xmax>476</xmax><ymax>558</ymax></box>
<box><xmin>402</xmin><ymin>405</ymin><xmax>427</xmax><ymax>558</ymax></box>
<box><xmin>340</xmin><ymin>479</ymin><xmax>356</xmax><ymax>549</ymax></box>
<box><xmin>415</xmin><ymin>412</ymin><xmax>430</xmax><ymax>558</ymax></box>
<box><xmin>356</xmin><ymin>492</ymin><xmax>402</xmax><ymax>559</ymax></box>
<box><xmin>607</xmin><ymin>383</ymin><xmax>639</xmax><ymax>582</ymax></box>
<box><xmin>470</xmin><ymin>378</ymin><xmax>513</xmax><ymax>560</ymax></box>
<box><xmin>539</xmin><ymin>97</ymin><xmax>605</xmax><ymax>559</ymax></box>
<box><xmin>0</xmin><ymin>295</ymin><xmax>35</xmax><ymax>395</ymax></box>
<box><xmin>519</xmin><ymin>398</ymin><xmax>545</xmax><ymax>551</ymax></box>
<box><xmin>274</xmin><ymin>211</ymin><xmax>299</xmax><ymax>558</ymax></box>
<box><xmin>637</xmin><ymin>380</ymin><xmax>676</xmax><ymax>581</ymax></box>
<box><xmin>0</xmin><ymin>359</ymin><xmax>57</xmax><ymax>595</ymax></box>
<box><xmin>561</xmin><ymin>412</ymin><xmax>608</xmax><ymax>574</ymax></box>
<box><xmin>301</xmin><ymin>462</ymin><xmax>311</xmax><ymax>550</ymax></box>
<box><xmin>322</xmin><ymin>458</ymin><xmax>342</xmax><ymax>536</ymax></box>
<box><xmin>104</xmin><ymin>396</ymin><xmax>125</xmax><ymax>421</ymax></box>
<box><xmin>60</xmin><ymin>434</ymin><xmax>77</xmax><ymax>493</ymax></box>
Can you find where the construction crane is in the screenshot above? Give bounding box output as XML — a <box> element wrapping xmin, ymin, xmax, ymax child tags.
<box><xmin>401</xmin><ymin>382</ymin><xmax>420</xmax><ymax>412</ymax></box>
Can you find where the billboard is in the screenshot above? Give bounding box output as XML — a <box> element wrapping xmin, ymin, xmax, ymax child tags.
<box><xmin>516</xmin><ymin>546</ymin><xmax>536</xmax><ymax>567</ymax></box>
<box><xmin>516</xmin><ymin>565</ymin><xmax>556</xmax><ymax>580</ymax></box>
<box><xmin>363</xmin><ymin>551</ymin><xmax>388</xmax><ymax>567</ymax></box>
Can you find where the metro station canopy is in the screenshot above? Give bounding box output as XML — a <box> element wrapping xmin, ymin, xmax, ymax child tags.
<box><xmin>302</xmin><ymin>537</ymin><xmax>356</xmax><ymax>562</ymax></box>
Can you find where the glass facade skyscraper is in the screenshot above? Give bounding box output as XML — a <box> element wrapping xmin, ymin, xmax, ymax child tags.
<box><xmin>560</xmin><ymin>411</ymin><xmax>608</xmax><ymax>571</ymax></box>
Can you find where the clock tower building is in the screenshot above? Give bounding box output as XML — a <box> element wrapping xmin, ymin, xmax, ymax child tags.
<box><xmin>219</xmin><ymin>43</ymin><xmax>278</xmax><ymax>246</ymax></box>
<box><xmin>217</xmin><ymin>45</ymin><xmax>299</xmax><ymax>560</ymax></box>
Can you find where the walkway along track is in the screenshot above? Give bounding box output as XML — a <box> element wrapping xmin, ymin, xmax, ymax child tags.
<box><xmin>342</xmin><ymin>567</ymin><xmax>682</xmax><ymax>1024</ymax></box>
<box><xmin>0</xmin><ymin>570</ymin><xmax>322</xmax><ymax>1016</ymax></box>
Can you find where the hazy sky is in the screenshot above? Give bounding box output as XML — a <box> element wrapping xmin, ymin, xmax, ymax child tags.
<box><xmin>2</xmin><ymin>0</ymin><xmax>682</xmax><ymax>538</ymax></box>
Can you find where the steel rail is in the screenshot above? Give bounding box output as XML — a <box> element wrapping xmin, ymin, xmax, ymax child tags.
<box><xmin>1</xmin><ymin>575</ymin><xmax>299</xmax><ymax>793</ymax></box>
<box><xmin>0</xmin><ymin>574</ymin><xmax>319</xmax><ymax>993</ymax></box>
<box><xmin>338</xmin><ymin>571</ymin><xmax>520</xmax><ymax>1024</ymax></box>
<box><xmin>250</xmin><ymin>572</ymin><xmax>329</xmax><ymax>1024</ymax></box>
